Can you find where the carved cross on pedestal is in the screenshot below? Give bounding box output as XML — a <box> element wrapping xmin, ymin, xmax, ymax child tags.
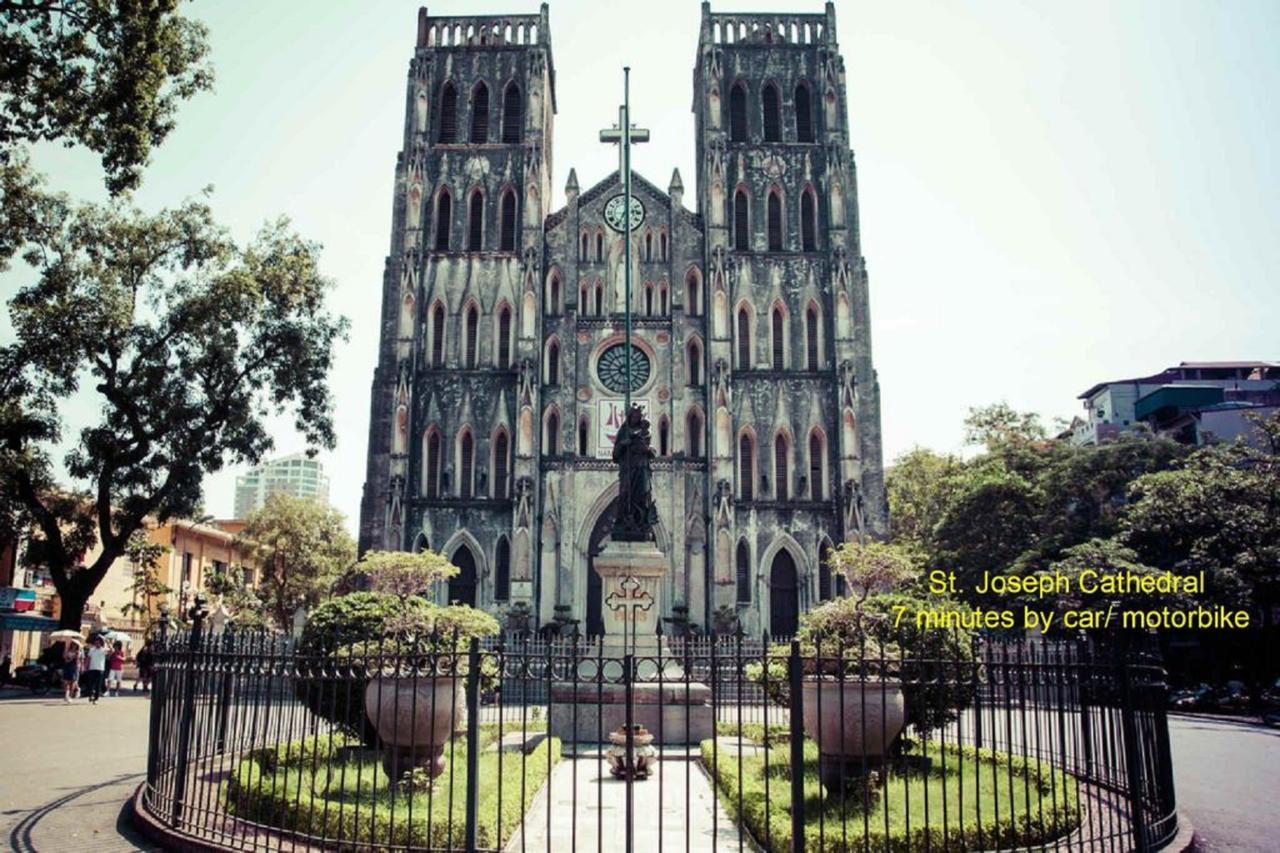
<box><xmin>605</xmin><ymin>575</ymin><xmax>654</xmax><ymax>651</ymax></box>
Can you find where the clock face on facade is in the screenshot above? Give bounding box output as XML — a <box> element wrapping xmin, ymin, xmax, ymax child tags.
<box><xmin>596</xmin><ymin>343</ymin><xmax>651</xmax><ymax>393</ymax></box>
<box><xmin>603</xmin><ymin>194</ymin><xmax>645</xmax><ymax>232</ymax></box>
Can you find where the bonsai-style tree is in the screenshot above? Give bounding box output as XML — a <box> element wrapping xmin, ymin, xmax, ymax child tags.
<box><xmin>359</xmin><ymin>549</ymin><xmax>458</xmax><ymax>602</ymax></box>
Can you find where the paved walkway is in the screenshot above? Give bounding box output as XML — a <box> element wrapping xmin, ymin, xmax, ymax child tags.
<box><xmin>507</xmin><ymin>750</ymin><xmax>752</xmax><ymax>852</ymax></box>
<box><xmin>0</xmin><ymin>688</ymin><xmax>156</xmax><ymax>851</ymax></box>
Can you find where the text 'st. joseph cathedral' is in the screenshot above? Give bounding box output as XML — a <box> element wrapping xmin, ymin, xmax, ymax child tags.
<box><xmin>359</xmin><ymin>3</ymin><xmax>887</xmax><ymax>636</ymax></box>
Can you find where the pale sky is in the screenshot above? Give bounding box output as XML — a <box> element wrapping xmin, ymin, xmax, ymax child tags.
<box><xmin>5</xmin><ymin>0</ymin><xmax>1278</xmax><ymax>534</ymax></box>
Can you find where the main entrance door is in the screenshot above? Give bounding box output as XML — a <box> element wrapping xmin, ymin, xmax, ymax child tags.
<box><xmin>448</xmin><ymin>544</ymin><xmax>477</xmax><ymax>607</ymax></box>
<box><xmin>585</xmin><ymin>497</ymin><xmax>617</xmax><ymax>638</ymax></box>
<box><xmin>769</xmin><ymin>550</ymin><xmax>799</xmax><ymax>637</ymax></box>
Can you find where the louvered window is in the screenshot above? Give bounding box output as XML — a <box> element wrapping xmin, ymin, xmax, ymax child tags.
<box><xmin>795</xmin><ymin>83</ymin><xmax>814</xmax><ymax>142</ymax></box>
<box><xmin>767</xmin><ymin>191</ymin><xmax>783</xmax><ymax>251</ymax></box>
<box><xmin>470</xmin><ymin>83</ymin><xmax>489</xmax><ymax>143</ymax></box>
<box><xmin>762</xmin><ymin>84</ymin><xmax>781</xmax><ymax>142</ymax></box>
<box><xmin>438</xmin><ymin>83</ymin><xmax>458</xmax><ymax>143</ymax></box>
<box><xmin>502</xmin><ymin>84</ymin><xmax>522</xmax><ymax>143</ymax></box>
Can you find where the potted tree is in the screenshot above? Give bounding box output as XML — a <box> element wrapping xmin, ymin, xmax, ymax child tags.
<box><xmin>348</xmin><ymin>550</ymin><xmax>499</xmax><ymax>780</ymax></box>
<box><xmin>799</xmin><ymin>541</ymin><xmax>917</xmax><ymax>790</ymax></box>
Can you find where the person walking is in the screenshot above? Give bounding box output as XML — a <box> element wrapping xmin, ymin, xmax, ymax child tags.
<box><xmin>82</xmin><ymin>636</ymin><xmax>108</xmax><ymax>704</ymax></box>
<box><xmin>134</xmin><ymin>640</ymin><xmax>154</xmax><ymax>692</ymax></box>
<box><xmin>61</xmin><ymin>642</ymin><xmax>81</xmax><ymax>704</ymax></box>
<box><xmin>106</xmin><ymin>641</ymin><xmax>125</xmax><ymax>697</ymax></box>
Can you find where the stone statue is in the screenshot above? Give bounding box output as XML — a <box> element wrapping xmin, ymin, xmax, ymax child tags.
<box><xmin>611</xmin><ymin>405</ymin><xmax>659</xmax><ymax>541</ymax></box>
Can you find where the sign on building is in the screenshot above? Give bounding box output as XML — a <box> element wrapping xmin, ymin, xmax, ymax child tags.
<box><xmin>596</xmin><ymin>399</ymin><xmax>649</xmax><ymax>459</ymax></box>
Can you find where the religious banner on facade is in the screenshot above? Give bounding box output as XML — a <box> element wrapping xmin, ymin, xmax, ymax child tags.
<box><xmin>597</xmin><ymin>398</ymin><xmax>649</xmax><ymax>458</ymax></box>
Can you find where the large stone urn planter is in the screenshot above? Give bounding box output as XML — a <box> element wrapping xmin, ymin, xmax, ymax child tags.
<box><xmin>364</xmin><ymin>675</ymin><xmax>464</xmax><ymax>780</ymax></box>
<box><xmin>801</xmin><ymin>679</ymin><xmax>905</xmax><ymax>791</ymax></box>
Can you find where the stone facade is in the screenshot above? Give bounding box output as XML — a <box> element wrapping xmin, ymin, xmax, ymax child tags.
<box><xmin>359</xmin><ymin>3</ymin><xmax>887</xmax><ymax>637</ymax></box>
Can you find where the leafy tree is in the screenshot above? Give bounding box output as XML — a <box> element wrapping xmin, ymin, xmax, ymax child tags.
<box><xmin>885</xmin><ymin>446</ymin><xmax>965</xmax><ymax>552</ymax></box>
<box><xmin>1023</xmin><ymin>538</ymin><xmax>1181</xmax><ymax>630</ymax></box>
<box><xmin>204</xmin><ymin>560</ymin><xmax>271</xmax><ymax>631</ymax></box>
<box><xmin>932</xmin><ymin>465</ymin><xmax>1041</xmax><ymax>595</ymax></box>
<box><xmin>1</xmin><ymin>185</ymin><xmax>348</xmax><ymax>629</ymax></box>
<box><xmin>0</xmin><ymin>0</ymin><xmax>213</xmax><ymax>195</ymax></box>
<box><xmin>963</xmin><ymin>402</ymin><xmax>1047</xmax><ymax>452</ymax></box>
<box><xmin>1122</xmin><ymin>414</ymin><xmax>1280</xmax><ymax>616</ymax></box>
<box><xmin>235</xmin><ymin>493</ymin><xmax>355</xmax><ymax>630</ymax></box>
<box><xmin>119</xmin><ymin>529</ymin><xmax>170</xmax><ymax>625</ymax></box>
<box><xmin>357</xmin><ymin>549</ymin><xmax>458</xmax><ymax>602</ymax></box>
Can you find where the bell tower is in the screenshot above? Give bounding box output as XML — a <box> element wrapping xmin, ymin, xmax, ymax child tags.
<box><xmin>359</xmin><ymin>6</ymin><xmax>556</xmax><ymax>611</ymax></box>
<box><xmin>692</xmin><ymin>3</ymin><xmax>887</xmax><ymax>634</ymax></box>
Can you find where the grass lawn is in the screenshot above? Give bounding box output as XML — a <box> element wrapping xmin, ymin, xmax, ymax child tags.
<box><xmin>702</xmin><ymin>729</ymin><xmax>1080</xmax><ymax>852</ymax></box>
<box><xmin>225</xmin><ymin>722</ymin><xmax>560</xmax><ymax>849</ymax></box>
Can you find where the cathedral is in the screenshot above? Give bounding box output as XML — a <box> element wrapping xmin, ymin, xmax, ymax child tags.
<box><xmin>358</xmin><ymin>2</ymin><xmax>887</xmax><ymax>637</ymax></box>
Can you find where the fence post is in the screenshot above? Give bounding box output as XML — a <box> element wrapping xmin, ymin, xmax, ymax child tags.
<box><xmin>788</xmin><ymin>639</ymin><xmax>806</xmax><ymax>853</ymax></box>
<box><xmin>624</xmin><ymin>651</ymin><xmax>636</xmax><ymax>853</ymax></box>
<box><xmin>1117</xmin><ymin>638</ymin><xmax>1151</xmax><ymax>851</ymax></box>
<box><xmin>215</xmin><ymin>627</ymin><xmax>234</xmax><ymax>753</ymax></box>
<box><xmin>170</xmin><ymin>595</ymin><xmax>207</xmax><ymax>827</ymax></box>
<box><xmin>464</xmin><ymin>636</ymin><xmax>481</xmax><ymax>852</ymax></box>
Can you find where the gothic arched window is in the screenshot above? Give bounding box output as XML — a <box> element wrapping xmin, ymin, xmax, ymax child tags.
<box><xmin>767</xmin><ymin>189</ymin><xmax>783</xmax><ymax>252</ymax></box>
<box><xmin>809</xmin><ymin>430</ymin><xmax>825</xmax><ymax>500</ymax></box>
<box><xmin>467</xmin><ymin>190</ymin><xmax>484</xmax><ymax>251</ymax></box>
<box><xmin>459</xmin><ymin>430</ymin><xmax>475</xmax><ymax>498</ymax></box>
<box><xmin>464</xmin><ymin>303</ymin><xmax>479</xmax><ymax>368</ymax></box>
<box><xmin>733</xmin><ymin>188</ymin><xmax>750</xmax><ymax>251</ymax></box>
<box><xmin>430</xmin><ymin>302</ymin><xmax>446</xmax><ymax>367</ymax></box>
<box><xmin>658</xmin><ymin>416</ymin><xmax>670</xmax><ymax>456</ymax></box>
<box><xmin>801</xmin><ymin>188</ymin><xmax>817</xmax><ymax>252</ymax></box>
<box><xmin>424</xmin><ymin>429</ymin><xmax>442</xmax><ymax>497</ymax></box>
<box><xmin>687</xmin><ymin>338</ymin><xmax>702</xmax><ymax>386</ymax></box>
<box><xmin>762</xmin><ymin>82</ymin><xmax>782</xmax><ymax>142</ymax></box>
<box><xmin>499</xmin><ymin>189</ymin><xmax>517</xmax><ymax>251</ymax></box>
<box><xmin>492</xmin><ymin>430</ymin><xmax>509</xmax><ymax>499</ymax></box>
<box><xmin>729</xmin><ymin>82</ymin><xmax>748</xmax><ymax>142</ymax></box>
<box><xmin>736</xmin><ymin>305</ymin><xmax>752</xmax><ymax>369</ymax></box>
<box><xmin>593</xmin><ymin>281</ymin><xmax>604</xmax><ymax>315</ymax></box>
<box><xmin>577</xmin><ymin>416</ymin><xmax>589</xmax><ymax>456</ymax></box>
<box><xmin>496</xmin><ymin>304</ymin><xmax>512</xmax><ymax>368</ymax></box>
<box><xmin>819</xmin><ymin>537</ymin><xmax>834</xmax><ymax>600</ymax></box>
<box><xmin>502</xmin><ymin>82</ymin><xmax>522</xmax><ymax>144</ymax></box>
<box><xmin>544</xmin><ymin>338</ymin><xmax>560</xmax><ymax>385</ymax></box>
<box><xmin>771</xmin><ymin>305</ymin><xmax>785</xmax><ymax>370</ymax></box>
<box><xmin>580</xmin><ymin>230</ymin><xmax>589</xmax><ymax>259</ymax></box>
<box><xmin>494</xmin><ymin>537</ymin><xmax>511</xmax><ymax>601</ymax></box>
<box><xmin>805</xmin><ymin>303</ymin><xmax>820</xmax><ymax>371</ymax></box>
<box><xmin>660</xmin><ymin>231</ymin><xmax>668</xmax><ymax>261</ymax></box>
<box><xmin>739</xmin><ymin>432</ymin><xmax>755</xmax><ymax>500</ymax></box>
<box><xmin>686</xmin><ymin>408</ymin><xmax>703</xmax><ymax>458</ymax></box>
<box><xmin>795</xmin><ymin>82</ymin><xmax>814</xmax><ymax>143</ymax></box>
<box><xmin>659</xmin><ymin>283</ymin><xmax>669</xmax><ymax>315</ymax></box>
<box><xmin>470</xmin><ymin>82</ymin><xmax>489</xmax><ymax>143</ymax></box>
<box><xmin>686</xmin><ymin>269</ymin><xmax>702</xmax><ymax>316</ymax></box>
<box><xmin>438</xmin><ymin>82</ymin><xmax>458</xmax><ymax>143</ymax></box>
<box><xmin>546</xmin><ymin>273</ymin><xmax>561</xmax><ymax>315</ymax></box>
<box><xmin>644</xmin><ymin>230</ymin><xmax>653</xmax><ymax>262</ymax></box>
<box><xmin>545</xmin><ymin>409</ymin><xmax>560</xmax><ymax>454</ymax></box>
<box><xmin>735</xmin><ymin>540</ymin><xmax>751</xmax><ymax>602</ymax></box>
<box><xmin>595</xmin><ymin>230</ymin><xmax>604</xmax><ymax>262</ymax></box>
<box><xmin>644</xmin><ymin>282</ymin><xmax>654</xmax><ymax>316</ymax></box>
<box><xmin>434</xmin><ymin>189</ymin><xmax>452</xmax><ymax>251</ymax></box>
<box><xmin>774</xmin><ymin>432</ymin><xmax>789</xmax><ymax>500</ymax></box>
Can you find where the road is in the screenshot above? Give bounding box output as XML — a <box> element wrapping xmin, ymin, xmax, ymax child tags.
<box><xmin>0</xmin><ymin>686</ymin><xmax>1276</xmax><ymax>851</ymax></box>
<box><xmin>0</xmin><ymin>688</ymin><xmax>158</xmax><ymax>852</ymax></box>
<box><xmin>1167</xmin><ymin>714</ymin><xmax>1280</xmax><ymax>852</ymax></box>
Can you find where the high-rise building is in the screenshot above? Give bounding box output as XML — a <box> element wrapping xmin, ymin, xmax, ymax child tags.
<box><xmin>359</xmin><ymin>3</ymin><xmax>887</xmax><ymax>636</ymax></box>
<box><xmin>234</xmin><ymin>453</ymin><xmax>331</xmax><ymax>518</ymax></box>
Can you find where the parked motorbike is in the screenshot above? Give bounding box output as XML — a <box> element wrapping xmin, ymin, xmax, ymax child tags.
<box><xmin>11</xmin><ymin>662</ymin><xmax>61</xmax><ymax>695</ymax></box>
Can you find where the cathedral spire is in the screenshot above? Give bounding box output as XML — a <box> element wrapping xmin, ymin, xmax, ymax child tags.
<box><xmin>565</xmin><ymin>167</ymin><xmax>579</xmax><ymax>200</ymax></box>
<box><xmin>668</xmin><ymin>168</ymin><xmax>684</xmax><ymax>208</ymax></box>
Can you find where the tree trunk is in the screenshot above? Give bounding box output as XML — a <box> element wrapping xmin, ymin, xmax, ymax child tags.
<box><xmin>57</xmin><ymin>583</ymin><xmax>90</xmax><ymax>630</ymax></box>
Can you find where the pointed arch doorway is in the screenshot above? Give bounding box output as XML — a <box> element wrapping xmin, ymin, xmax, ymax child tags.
<box><xmin>585</xmin><ymin>497</ymin><xmax>618</xmax><ymax>638</ymax></box>
<box><xmin>769</xmin><ymin>550</ymin><xmax>799</xmax><ymax>637</ymax></box>
<box><xmin>449</xmin><ymin>544</ymin><xmax>478</xmax><ymax>607</ymax></box>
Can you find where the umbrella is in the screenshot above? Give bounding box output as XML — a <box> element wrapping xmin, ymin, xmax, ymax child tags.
<box><xmin>102</xmin><ymin>630</ymin><xmax>132</xmax><ymax>644</ymax></box>
<box><xmin>49</xmin><ymin>629</ymin><xmax>84</xmax><ymax>644</ymax></box>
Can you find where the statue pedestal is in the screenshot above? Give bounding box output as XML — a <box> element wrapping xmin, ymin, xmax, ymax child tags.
<box><xmin>549</xmin><ymin>539</ymin><xmax>714</xmax><ymax>746</ymax></box>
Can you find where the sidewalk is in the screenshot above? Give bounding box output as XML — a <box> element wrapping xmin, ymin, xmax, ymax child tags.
<box><xmin>0</xmin><ymin>689</ymin><xmax>156</xmax><ymax>851</ymax></box>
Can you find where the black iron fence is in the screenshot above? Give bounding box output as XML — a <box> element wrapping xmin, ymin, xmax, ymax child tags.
<box><xmin>139</xmin><ymin>619</ymin><xmax>1178</xmax><ymax>852</ymax></box>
